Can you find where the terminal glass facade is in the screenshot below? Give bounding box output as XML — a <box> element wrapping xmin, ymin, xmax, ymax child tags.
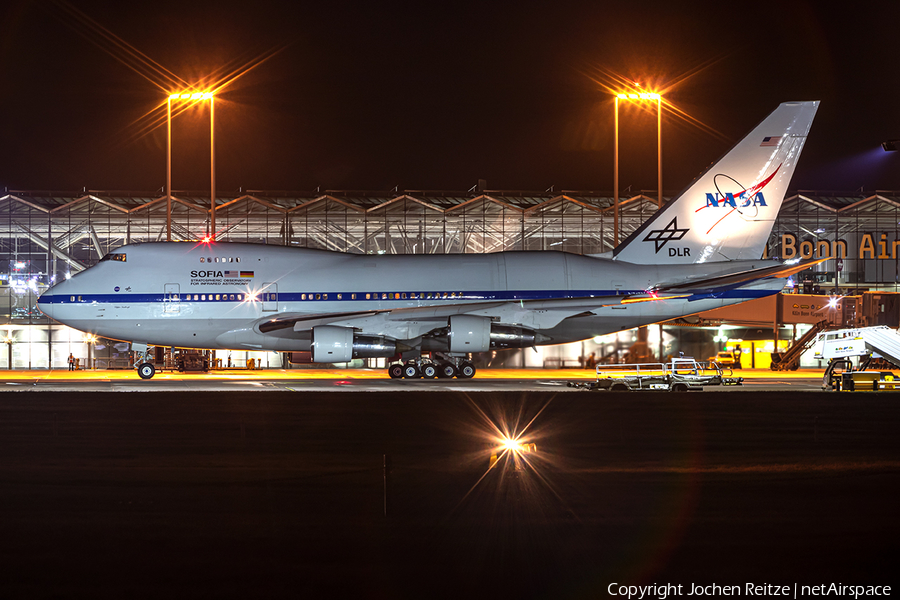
<box><xmin>1</xmin><ymin>189</ymin><xmax>896</xmax><ymax>369</ymax></box>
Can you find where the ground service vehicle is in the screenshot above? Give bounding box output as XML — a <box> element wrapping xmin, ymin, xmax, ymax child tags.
<box><xmin>830</xmin><ymin>370</ymin><xmax>900</xmax><ymax>392</ymax></box>
<box><xmin>813</xmin><ymin>326</ymin><xmax>900</xmax><ymax>390</ymax></box>
<box><xmin>568</xmin><ymin>358</ymin><xmax>743</xmax><ymax>392</ymax></box>
<box><xmin>708</xmin><ymin>351</ymin><xmax>737</xmax><ymax>366</ymax></box>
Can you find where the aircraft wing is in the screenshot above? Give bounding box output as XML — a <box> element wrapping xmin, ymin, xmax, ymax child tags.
<box><xmin>256</xmin><ymin>293</ymin><xmax>659</xmax><ymax>336</ymax></box>
<box><xmin>254</xmin><ymin>259</ymin><xmax>818</xmax><ymax>339</ymax></box>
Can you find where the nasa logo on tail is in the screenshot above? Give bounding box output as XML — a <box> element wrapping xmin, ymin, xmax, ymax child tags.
<box><xmin>642</xmin><ymin>217</ymin><xmax>690</xmax><ymax>256</ymax></box>
<box><xmin>696</xmin><ymin>162</ymin><xmax>782</xmax><ymax>235</ymax></box>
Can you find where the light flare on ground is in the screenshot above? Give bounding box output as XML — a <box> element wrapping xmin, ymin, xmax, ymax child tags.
<box><xmin>448</xmin><ymin>393</ymin><xmax>578</xmax><ymax>520</ymax></box>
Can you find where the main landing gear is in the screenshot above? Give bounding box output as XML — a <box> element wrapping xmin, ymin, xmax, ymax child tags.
<box><xmin>388</xmin><ymin>356</ymin><xmax>476</xmax><ymax>379</ymax></box>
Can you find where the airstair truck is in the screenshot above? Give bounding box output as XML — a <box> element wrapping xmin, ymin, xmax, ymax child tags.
<box><xmin>813</xmin><ymin>326</ymin><xmax>900</xmax><ymax>390</ymax></box>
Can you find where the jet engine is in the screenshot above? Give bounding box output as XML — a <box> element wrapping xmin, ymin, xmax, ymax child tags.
<box><xmin>448</xmin><ymin>315</ymin><xmax>492</xmax><ymax>353</ymax></box>
<box><xmin>424</xmin><ymin>315</ymin><xmax>544</xmax><ymax>353</ymax></box>
<box><xmin>311</xmin><ymin>326</ymin><xmax>398</xmax><ymax>363</ymax></box>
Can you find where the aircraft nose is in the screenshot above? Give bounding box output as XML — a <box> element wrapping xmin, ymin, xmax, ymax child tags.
<box><xmin>37</xmin><ymin>292</ymin><xmax>54</xmax><ymax>318</ymax></box>
<box><xmin>38</xmin><ymin>279</ymin><xmax>71</xmax><ymax>319</ymax></box>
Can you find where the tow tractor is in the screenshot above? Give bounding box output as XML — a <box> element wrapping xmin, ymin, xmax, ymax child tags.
<box><xmin>568</xmin><ymin>357</ymin><xmax>742</xmax><ymax>392</ymax></box>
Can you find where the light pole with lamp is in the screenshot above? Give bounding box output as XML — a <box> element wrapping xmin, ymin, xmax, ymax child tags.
<box><xmin>613</xmin><ymin>91</ymin><xmax>662</xmax><ymax>246</ymax></box>
<box><xmin>167</xmin><ymin>91</ymin><xmax>215</xmax><ymax>242</ymax></box>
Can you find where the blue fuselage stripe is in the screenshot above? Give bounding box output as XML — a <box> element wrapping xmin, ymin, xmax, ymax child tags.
<box><xmin>37</xmin><ymin>288</ymin><xmax>778</xmax><ymax>305</ymax></box>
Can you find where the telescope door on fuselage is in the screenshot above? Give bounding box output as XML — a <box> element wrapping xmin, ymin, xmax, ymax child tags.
<box><xmin>261</xmin><ymin>282</ymin><xmax>278</xmax><ymax>311</ymax></box>
<box><xmin>164</xmin><ymin>283</ymin><xmax>180</xmax><ymax>313</ymax></box>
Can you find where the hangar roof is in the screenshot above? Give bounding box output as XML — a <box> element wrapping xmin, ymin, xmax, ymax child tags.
<box><xmin>3</xmin><ymin>189</ymin><xmax>899</xmax><ymax>214</ymax></box>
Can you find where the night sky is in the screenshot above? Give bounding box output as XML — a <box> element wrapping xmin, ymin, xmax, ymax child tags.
<box><xmin>1</xmin><ymin>0</ymin><xmax>899</xmax><ymax>194</ymax></box>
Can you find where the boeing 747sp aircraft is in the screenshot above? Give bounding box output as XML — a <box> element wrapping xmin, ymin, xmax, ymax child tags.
<box><xmin>39</xmin><ymin>101</ymin><xmax>820</xmax><ymax>379</ymax></box>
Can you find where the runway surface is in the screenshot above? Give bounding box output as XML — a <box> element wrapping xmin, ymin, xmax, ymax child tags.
<box><xmin>0</xmin><ymin>389</ymin><xmax>897</xmax><ymax>599</ymax></box>
<box><xmin>0</xmin><ymin>367</ymin><xmax>827</xmax><ymax>392</ymax></box>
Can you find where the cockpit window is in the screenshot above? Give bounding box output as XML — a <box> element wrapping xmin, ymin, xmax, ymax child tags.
<box><xmin>100</xmin><ymin>253</ymin><xmax>126</xmax><ymax>262</ymax></box>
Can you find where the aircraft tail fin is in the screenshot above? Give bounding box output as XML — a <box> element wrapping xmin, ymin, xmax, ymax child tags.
<box><xmin>613</xmin><ymin>101</ymin><xmax>819</xmax><ymax>264</ymax></box>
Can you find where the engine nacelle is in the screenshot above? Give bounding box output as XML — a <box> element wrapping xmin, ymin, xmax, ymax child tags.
<box><xmin>448</xmin><ymin>315</ymin><xmax>492</xmax><ymax>353</ymax></box>
<box><xmin>312</xmin><ymin>326</ymin><xmax>353</xmax><ymax>362</ymax></box>
<box><xmin>423</xmin><ymin>317</ymin><xmax>545</xmax><ymax>353</ymax></box>
<box><xmin>311</xmin><ymin>326</ymin><xmax>398</xmax><ymax>363</ymax></box>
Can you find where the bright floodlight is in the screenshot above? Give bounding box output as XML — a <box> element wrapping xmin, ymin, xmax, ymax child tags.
<box><xmin>500</xmin><ymin>437</ymin><xmax>536</xmax><ymax>454</ymax></box>
<box><xmin>502</xmin><ymin>437</ymin><xmax>522</xmax><ymax>452</ymax></box>
<box><xmin>169</xmin><ymin>91</ymin><xmax>214</xmax><ymax>101</ymax></box>
<box><xmin>617</xmin><ymin>92</ymin><xmax>660</xmax><ymax>100</ymax></box>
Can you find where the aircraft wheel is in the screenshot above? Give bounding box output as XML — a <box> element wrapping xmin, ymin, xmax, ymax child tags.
<box><xmin>388</xmin><ymin>363</ymin><xmax>404</xmax><ymax>379</ymax></box>
<box><xmin>438</xmin><ymin>362</ymin><xmax>457</xmax><ymax>378</ymax></box>
<box><xmin>457</xmin><ymin>361</ymin><xmax>476</xmax><ymax>379</ymax></box>
<box><xmin>138</xmin><ymin>362</ymin><xmax>156</xmax><ymax>380</ymax></box>
<box><xmin>403</xmin><ymin>364</ymin><xmax>421</xmax><ymax>379</ymax></box>
<box><xmin>421</xmin><ymin>363</ymin><xmax>437</xmax><ymax>379</ymax></box>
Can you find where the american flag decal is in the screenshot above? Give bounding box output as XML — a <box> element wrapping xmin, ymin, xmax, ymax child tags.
<box><xmin>760</xmin><ymin>136</ymin><xmax>781</xmax><ymax>147</ymax></box>
<box><xmin>240</xmin><ymin>271</ymin><xmax>254</xmax><ymax>278</ymax></box>
<box><xmin>223</xmin><ymin>270</ymin><xmax>239</xmax><ymax>277</ymax></box>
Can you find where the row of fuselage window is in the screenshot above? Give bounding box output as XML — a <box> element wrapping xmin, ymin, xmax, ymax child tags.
<box><xmin>199</xmin><ymin>256</ymin><xmax>242</xmax><ymax>263</ymax></box>
<box><xmin>162</xmin><ymin>291</ymin><xmax>467</xmax><ymax>302</ymax></box>
<box><xmin>298</xmin><ymin>291</ymin><xmax>466</xmax><ymax>301</ymax></box>
<box><xmin>68</xmin><ymin>291</ymin><xmax>468</xmax><ymax>303</ymax></box>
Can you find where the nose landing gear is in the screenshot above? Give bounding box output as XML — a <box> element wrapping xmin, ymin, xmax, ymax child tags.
<box><xmin>138</xmin><ymin>362</ymin><xmax>156</xmax><ymax>379</ymax></box>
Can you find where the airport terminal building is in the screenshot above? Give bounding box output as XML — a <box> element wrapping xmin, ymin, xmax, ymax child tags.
<box><xmin>2</xmin><ymin>187</ymin><xmax>898</xmax><ymax>369</ymax></box>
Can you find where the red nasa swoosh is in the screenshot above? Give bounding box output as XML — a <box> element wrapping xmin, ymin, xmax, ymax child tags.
<box><xmin>695</xmin><ymin>163</ymin><xmax>783</xmax><ymax>234</ymax></box>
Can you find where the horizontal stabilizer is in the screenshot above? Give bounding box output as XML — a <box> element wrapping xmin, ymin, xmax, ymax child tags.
<box><xmin>655</xmin><ymin>257</ymin><xmax>829</xmax><ymax>293</ymax></box>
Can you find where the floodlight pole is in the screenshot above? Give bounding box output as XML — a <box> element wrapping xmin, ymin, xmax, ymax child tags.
<box><xmin>657</xmin><ymin>96</ymin><xmax>662</xmax><ymax>209</ymax></box>
<box><xmin>166</xmin><ymin>91</ymin><xmax>215</xmax><ymax>241</ymax></box>
<box><xmin>167</xmin><ymin>97</ymin><xmax>172</xmax><ymax>242</ymax></box>
<box><xmin>210</xmin><ymin>96</ymin><xmax>216</xmax><ymax>241</ymax></box>
<box><xmin>613</xmin><ymin>96</ymin><xmax>619</xmax><ymax>247</ymax></box>
<box><xmin>614</xmin><ymin>91</ymin><xmax>664</xmax><ymax>242</ymax></box>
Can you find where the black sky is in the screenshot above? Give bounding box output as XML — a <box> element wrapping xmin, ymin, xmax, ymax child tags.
<box><xmin>1</xmin><ymin>0</ymin><xmax>899</xmax><ymax>194</ymax></box>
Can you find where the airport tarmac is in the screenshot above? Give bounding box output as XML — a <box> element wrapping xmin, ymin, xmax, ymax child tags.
<box><xmin>0</xmin><ymin>367</ymin><xmax>828</xmax><ymax>392</ymax></box>
<box><xmin>0</xmin><ymin>388</ymin><xmax>897</xmax><ymax>599</ymax></box>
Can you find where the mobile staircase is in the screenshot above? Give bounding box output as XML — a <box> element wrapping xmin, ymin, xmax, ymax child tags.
<box><xmin>813</xmin><ymin>325</ymin><xmax>900</xmax><ymax>390</ymax></box>
<box><xmin>770</xmin><ymin>319</ymin><xmax>830</xmax><ymax>371</ymax></box>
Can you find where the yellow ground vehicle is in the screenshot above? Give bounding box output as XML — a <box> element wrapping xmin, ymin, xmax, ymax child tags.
<box><xmin>825</xmin><ymin>367</ymin><xmax>900</xmax><ymax>391</ymax></box>
<box><xmin>708</xmin><ymin>351</ymin><xmax>736</xmax><ymax>366</ymax></box>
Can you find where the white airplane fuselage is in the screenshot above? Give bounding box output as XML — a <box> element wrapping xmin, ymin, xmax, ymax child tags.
<box><xmin>38</xmin><ymin>241</ymin><xmax>782</xmax><ymax>352</ymax></box>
